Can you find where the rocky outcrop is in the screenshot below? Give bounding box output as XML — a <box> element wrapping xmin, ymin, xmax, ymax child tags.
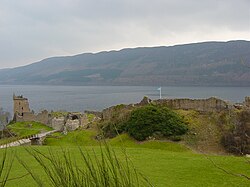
<box><xmin>138</xmin><ymin>96</ymin><xmax>152</xmax><ymax>105</ymax></box>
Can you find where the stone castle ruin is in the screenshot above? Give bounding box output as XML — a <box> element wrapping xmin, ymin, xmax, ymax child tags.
<box><xmin>51</xmin><ymin>112</ymin><xmax>89</xmax><ymax>132</ymax></box>
<box><xmin>13</xmin><ymin>95</ymin><xmax>90</xmax><ymax>132</ymax></box>
<box><xmin>13</xmin><ymin>94</ymin><xmax>250</xmax><ymax>130</ymax></box>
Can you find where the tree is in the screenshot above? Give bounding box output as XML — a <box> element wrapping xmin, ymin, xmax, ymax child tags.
<box><xmin>0</xmin><ymin>108</ymin><xmax>10</xmax><ymax>130</ymax></box>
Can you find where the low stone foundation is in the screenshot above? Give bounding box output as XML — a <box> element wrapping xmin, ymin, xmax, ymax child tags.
<box><xmin>15</xmin><ymin>111</ymin><xmax>89</xmax><ymax>132</ymax></box>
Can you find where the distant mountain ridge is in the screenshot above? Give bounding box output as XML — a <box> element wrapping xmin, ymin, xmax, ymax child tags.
<box><xmin>0</xmin><ymin>40</ymin><xmax>250</xmax><ymax>86</ymax></box>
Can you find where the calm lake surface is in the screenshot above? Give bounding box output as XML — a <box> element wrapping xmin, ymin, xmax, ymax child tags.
<box><xmin>0</xmin><ymin>85</ymin><xmax>249</xmax><ymax>115</ymax></box>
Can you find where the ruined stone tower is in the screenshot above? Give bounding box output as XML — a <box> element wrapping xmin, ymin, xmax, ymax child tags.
<box><xmin>13</xmin><ymin>94</ymin><xmax>30</xmax><ymax>116</ymax></box>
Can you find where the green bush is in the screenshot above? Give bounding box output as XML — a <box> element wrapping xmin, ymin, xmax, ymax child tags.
<box><xmin>125</xmin><ymin>105</ymin><xmax>188</xmax><ymax>141</ymax></box>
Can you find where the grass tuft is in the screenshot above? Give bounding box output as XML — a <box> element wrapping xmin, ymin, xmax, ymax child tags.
<box><xmin>18</xmin><ymin>142</ymin><xmax>153</xmax><ymax>187</ymax></box>
<box><xmin>0</xmin><ymin>149</ymin><xmax>14</xmax><ymax>187</ymax></box>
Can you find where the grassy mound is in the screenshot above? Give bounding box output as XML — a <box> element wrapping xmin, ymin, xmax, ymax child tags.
<box><xmin>0</xmin><ymin>122</ymin><xmax>53</xmax><ymax>145</ymax></box>
<box><xmin>7</xmin><ymin>121</ymin><xmax>53</xmax><ymax>138</ymax></box>
<box><xmin>109</xmin><ymin>134</ymin><xmax>190</xmax><ymax>152</ymax></box>
<box><xmin>45</xmin><ymin>129</ymin><xmax>191</xmax><ymax>153</ymax></box>
<box><xmin>176</xmin><ymin>109</ymin><xmax>236</xmax><ymax>154</ymax></box>
<box><xmin>44</xmin><ymin>130</ymin><xmax>99</xmax><ymax>146</ymax></box>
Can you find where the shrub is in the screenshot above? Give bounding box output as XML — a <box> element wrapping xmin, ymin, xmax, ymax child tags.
<box><xmin>100</xmin><ymin>107</ymin><xmax>132</xmax><ymax>138</ymax></box>
<box><xmin>222</xmin><ymin>110</ymin><xmax>250</xmax><ymax>155</ymax></box>
<box><xmin>125</xmin><ymin>105</ymin><xmax>188</xmax><ymax>141</ymax></box>
<box><xmin>101</xmin><ymin>121</ymin><xmax>127</xmax><ymax>138</ymax></box>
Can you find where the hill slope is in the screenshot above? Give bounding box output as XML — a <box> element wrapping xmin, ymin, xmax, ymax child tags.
<box><xmin>0</xmin><ymin>40</ymin><xmax>250</xmax><ymax>86</ymax></box>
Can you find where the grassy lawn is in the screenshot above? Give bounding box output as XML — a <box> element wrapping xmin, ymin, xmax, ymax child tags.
<box><xmin>1</xmin><ymin>145</ymin><xmax>249</xmax><ymax>187</ymax></box>
<box><xmin>0</xmin><ymin>127</ymin><xmax>249</xmax><ymax>186</ymax></box>
<box><xmin>0</xmin><ymin>130</ymin><xmax>244</xmax><ymax>186</ymax></box>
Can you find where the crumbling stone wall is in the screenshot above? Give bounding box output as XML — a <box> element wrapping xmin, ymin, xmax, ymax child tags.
<box><xmin>51</xmin><ymin>117</ymin><xmax>65</xmax><ymax>131</ymax></box>
<box><xmin>36</xmin><ymin>110</ymin><xmax>49</xmax><ymax>124</ymax></box>
<box><xmin>65</xmin><ymin>119</ymin><xmax>80</xmax><ymax>131</ymax></box>
<box><xmin>15</xmin><ymin>110</ymin><xmax>49</xmax><ymax>125</ymax></box>
<box><xmin>154</xmin><ymin>97</ymin><xmax>231</xmax><ymax>112</ymax></box>
<box><xmin>80</xmin><ymin>113</ymin><xmax>89</xmax><ymax>129</ymax></box>
<box><xmin>15</xmin><ymin>111</ymin><xmax>88</xmax><ymax>131</ymax></box>
<box><xmin>49</xmin><ymin>113</ymin><xmax>89</xmax><ymax>131</ymax></box>
<box><xmin>15</xmin><ymin>112</ymin><xmax>34</xmax><ymax>122</ymax></box>
<box><xmin>102</xmin><ymin>97</ymin><xmax>233</xmax><ymax>120</ymax></box>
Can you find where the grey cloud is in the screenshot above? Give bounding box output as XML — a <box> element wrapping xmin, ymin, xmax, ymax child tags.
<box><xmin>0</xmin><ymin>0</ymin><xmax>249</xmax><ymax>68</ymax></box>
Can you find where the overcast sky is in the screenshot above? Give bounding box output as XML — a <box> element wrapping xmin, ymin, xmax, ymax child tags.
<box><xmin>0</xmin><ymin>0</ymin><xmax>249</xmax><ymax>68</ymax></box>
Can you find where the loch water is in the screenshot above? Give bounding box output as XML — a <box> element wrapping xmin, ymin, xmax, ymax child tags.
<box><xmin>0</xmin><ymin>85</ymin><xmax>249</xmax><ymax>115</ymax></box>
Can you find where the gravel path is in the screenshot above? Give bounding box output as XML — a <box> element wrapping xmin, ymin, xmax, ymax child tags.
<box><xmin>0</xmin><ymin>129</ymin><xmax>58</xmax><ymax>148</ymax></box>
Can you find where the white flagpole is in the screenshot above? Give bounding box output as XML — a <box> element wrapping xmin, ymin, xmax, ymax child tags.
<box><xmin>160</xmin><ymin>87</ymin><xmax>162</xmax><ymax>99</ymax></box>
<box><xmin>157</xmin><ymin>87</ymin><xmax>162</xmax><ymax>99</ymax></box>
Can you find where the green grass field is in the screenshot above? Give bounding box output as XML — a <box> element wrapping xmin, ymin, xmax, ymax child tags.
<box><xmin>1</xmin><ymin>145</ymin><xmax>249</xmax><ymax>187</ymax></box>
<box><xmin>0</xmin><ymin>129</ymin><xmax>248</xmax><ymax>187</ymax></box>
